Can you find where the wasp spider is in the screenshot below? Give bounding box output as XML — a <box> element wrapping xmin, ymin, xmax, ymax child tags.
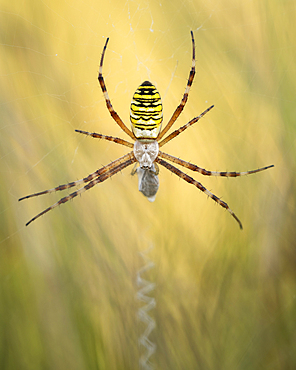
<box><xmin>19</xmin><ymin>31</ymin><xmax>274</xmax><ymax>229</ymax></box>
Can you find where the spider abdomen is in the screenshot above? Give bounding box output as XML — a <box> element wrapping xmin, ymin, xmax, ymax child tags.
<box><xmin>130</xmin><ymin>81</ymin><xmax>163</xmax><ymax>140</ymax></box>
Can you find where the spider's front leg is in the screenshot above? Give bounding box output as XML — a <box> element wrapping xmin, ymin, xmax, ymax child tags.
<box><xmin>22</xmin><ymin>155</ymin><xmax>136</xmax><ymax>226</ymax></box>
<box><xmin>156</xmin><ymin>157</ymin><xmax>244</xmax><ymax>229</ymax></box>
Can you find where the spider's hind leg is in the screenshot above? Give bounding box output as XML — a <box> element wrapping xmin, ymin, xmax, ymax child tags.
<box><xmin>98</xmin><ymin>38</ymin><xmax>135</xmax><ymax>140</ymax></box>
<box><xmin>158</xmin><ymin>31</ymin><xmax>196</xmax><ymax>140</ymax></box>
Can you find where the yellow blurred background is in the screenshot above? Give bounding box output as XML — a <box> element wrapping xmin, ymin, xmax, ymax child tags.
<box><xmin>1</xmin><ymin>0</ymin><xmax>295</xmax><ymax>368</ymax></box>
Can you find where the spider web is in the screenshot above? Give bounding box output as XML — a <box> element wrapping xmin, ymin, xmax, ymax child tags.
<box><xmin>1</xmin><ymin>0</ymin><xmax>295</xmax><ymax>369</ymax></box>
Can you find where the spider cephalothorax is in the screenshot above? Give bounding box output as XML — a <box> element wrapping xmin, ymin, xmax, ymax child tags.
<box><xmin>19</xmin><ymin>31</ymin><xmax>273</xmax><ymax>229</ymax></box>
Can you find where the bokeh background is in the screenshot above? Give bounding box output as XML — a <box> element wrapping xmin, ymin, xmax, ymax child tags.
<box><xmin>1</xmin><ymin>0</ymin><xmax>295</xmax><ymax>369</ymax></box>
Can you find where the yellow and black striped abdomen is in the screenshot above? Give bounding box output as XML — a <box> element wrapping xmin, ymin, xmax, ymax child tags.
<box><xmin>130</xmin><ymin>81</ymin><xmax>163</xmax><ymax>140</ymax></box>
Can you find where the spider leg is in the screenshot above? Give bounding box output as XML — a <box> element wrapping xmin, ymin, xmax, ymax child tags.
<box><xmin>25</xmin><ymin>156</ymin><xmax>137</xmax><ymax>226</ymax></box>
<box><xmin>19</xmin><ymin>152</ymin><xmax>135</xmax><ymax>201</ymax></box>
<box><xmin>75</xmin><ymin>129</ymin><xmax>133</xmax><ymax>148</ymax></box>
<box><xmin>155</xmin><ymin>157</ymin><xmax>243</xmax><ymax>229</ymax></box>
<box><xmin>158</xmin><ymin>105</ymin><xmax>214</xmax><ymax>147</ymax></box>
<box><xmin>158</xmin><ymin>31</ymin><xmax>196</xmax><ymax>140</ymax></box>
<box><xmin>98</xmin><ymin>38</ymin><xmax>135</xmax><ymax>140</ymax></box>
<box><xmin>159</xmin><ymin>151</ymin><xmax>274</xmax><ymax>177</ymax></box>
<box><xmin>131</xmin><ymin>163</ymin><xmax>138</xmax><ymax>176</ymax></box>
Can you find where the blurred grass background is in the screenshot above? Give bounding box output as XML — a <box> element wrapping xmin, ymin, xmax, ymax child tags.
<box><xmin>1</xmin><ymin>0</ymin><xmax>295</xmax><ymax>369</ymax></box>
